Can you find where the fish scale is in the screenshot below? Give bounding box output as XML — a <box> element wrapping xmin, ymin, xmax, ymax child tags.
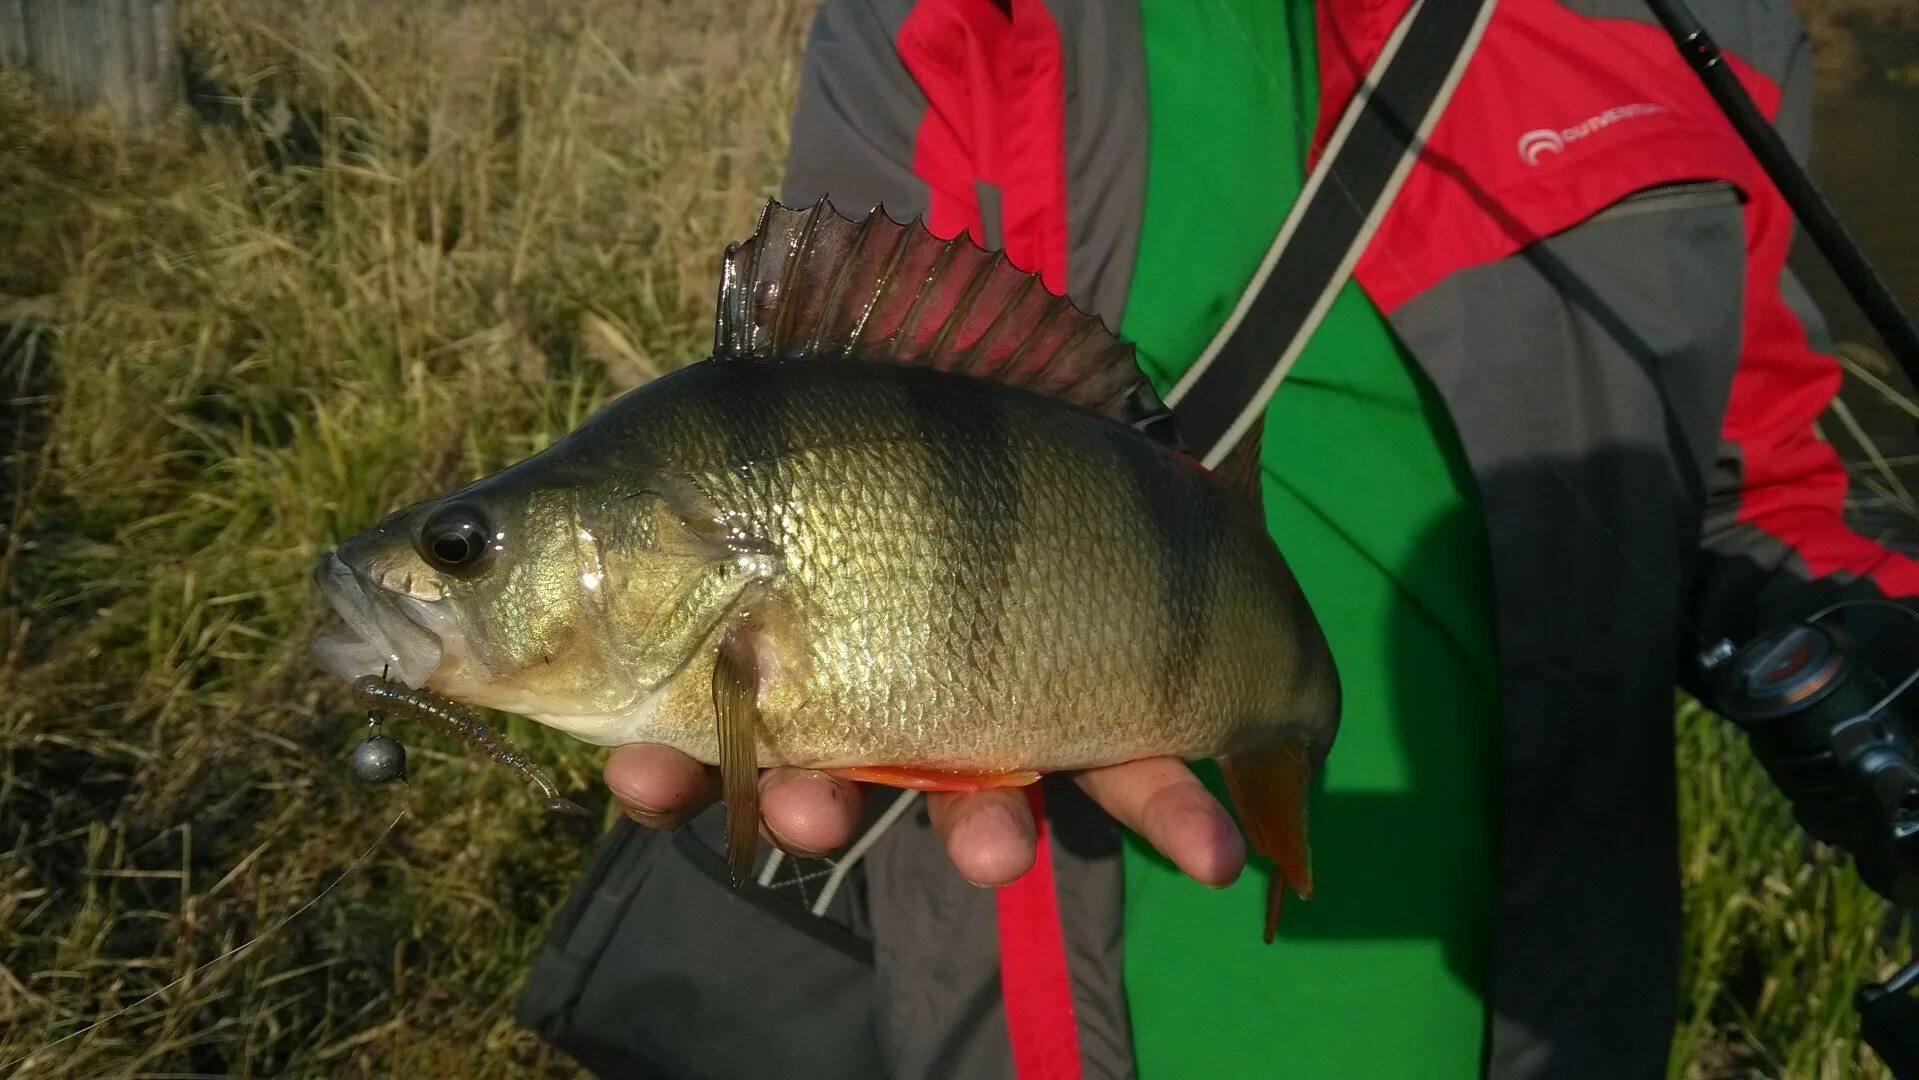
<box><xmin>313</xmin><ymin>198</ymin><xmax>1340</xmax><ymax>934</ymax></box>
<box><xmin>602</xmin><ymin>360</ymin><xmax>1305</xmax><ymax>769</ymax></box>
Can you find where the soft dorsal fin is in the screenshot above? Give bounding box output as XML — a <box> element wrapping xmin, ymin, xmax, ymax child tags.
<box><xmin>715</xmin><ymin>198</ymin><xmax>1177</xmax><ymax>436</ymax></box>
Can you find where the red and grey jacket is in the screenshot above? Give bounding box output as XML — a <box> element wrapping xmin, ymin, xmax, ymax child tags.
<box><xmin>517</xmin><ymin>2</ymin><xmax>1919</xmax><ymax>1078</ymax></box>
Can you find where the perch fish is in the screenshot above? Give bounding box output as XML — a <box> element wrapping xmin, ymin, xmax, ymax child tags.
<box><xmin>312</xmin><ymin>199</ymin><xmax>1341</xmax><ymax>937</ymax></box>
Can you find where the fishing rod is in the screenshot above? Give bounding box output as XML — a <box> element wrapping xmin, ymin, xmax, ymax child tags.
<box><xmin>1645</xmin><ymin>1</ymin><xmax>1919</xmax><ymax>1074</ymax></box>
<box><xmin>1645</xmin><ymin>0</ymin><xmax>1919</xmax><ymax>375</ymax></box>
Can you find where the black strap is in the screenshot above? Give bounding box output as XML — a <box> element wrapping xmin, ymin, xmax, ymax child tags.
<box><xmin>1165</xmin><ymin>0</ymin><xmax>1498</xmax><ymax>466</ymax></box>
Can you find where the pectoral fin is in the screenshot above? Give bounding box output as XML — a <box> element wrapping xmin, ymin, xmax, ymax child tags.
<box><xmin>1217</xmin><ymin>735</ymin><xmax>1315</xmax><ymax>944</ymax></box>
<box><xmin>712</xmin><ymin>621</ymin><xmax>763</xmax><ymax>886</ymax></box>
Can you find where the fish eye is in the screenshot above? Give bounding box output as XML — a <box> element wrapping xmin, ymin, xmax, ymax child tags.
<box><xmin>418</xmin><ymin>505</ymin><xmax>494</xmax><ymax>576</ymax></box>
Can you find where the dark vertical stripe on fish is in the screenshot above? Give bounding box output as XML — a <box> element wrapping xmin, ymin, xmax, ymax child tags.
<box><xmin>1100</xmin><ymin>428</ymin><xmax>1221</xmax><ymax>721</ymax></box>
<box><xmin>895</xmin><ymin>368</ymin><xmax>1019</xmax><ymax>720</ymax></box>
<box><xmin>705</xmin><ymin>358</ymin><xmax>795</xmax><ymax>534</ymax></box>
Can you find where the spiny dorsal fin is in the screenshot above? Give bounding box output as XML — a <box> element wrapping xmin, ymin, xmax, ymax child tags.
<box><xmin>715</xmin><ymin>198</ymin><xmax>1177</xmax><ymax>435</ymax></box>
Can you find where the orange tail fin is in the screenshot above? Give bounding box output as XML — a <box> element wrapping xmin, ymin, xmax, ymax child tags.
<box><xmin>1217</xmin><ymin>737</ymin><xmax>1315</xmax><ymax>944</ymax></box>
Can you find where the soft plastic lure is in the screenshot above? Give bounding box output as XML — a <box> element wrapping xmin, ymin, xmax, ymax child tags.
<box><xmin>350</xmin><ymin>674</ymin><xmax>586</xmax><ymax>815</ymax></box>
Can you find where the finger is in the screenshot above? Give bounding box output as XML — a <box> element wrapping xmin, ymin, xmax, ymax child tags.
<box><xmin>758</xmin><ymin>768</ymin><xmax>864</xmax><ymax>857</ymax></box>
<box><xmin>1075</xmin><ymin>757</ymin><xmax>1245</xmax><ymax>888</ymax></box>
<box><xmin>603</xmin><ymin>743</ymin><xmax>717</xmax><ymax>827</ymax></box>
<box><xmin>927</xmin><ymin>788</ymin><xmax>1037</xmax><ymax>887</ymax></box>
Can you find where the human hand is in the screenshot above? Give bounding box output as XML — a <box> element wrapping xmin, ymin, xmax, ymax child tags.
<box><xmin>602</xmin><ymin>744</ymin><xmax>1247</xmax><ymax>888</ymax></box>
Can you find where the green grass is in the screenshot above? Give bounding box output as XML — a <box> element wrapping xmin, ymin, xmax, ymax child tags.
<box><xmin>1673</xmin><ymin>698</ymin><xmax>1915</xmax><ymax>1078</ymax></box>
<box><xmin>0</xmin><ymin>1</ymin><xmax>1913</xmax><ymax>1076</ymax></box>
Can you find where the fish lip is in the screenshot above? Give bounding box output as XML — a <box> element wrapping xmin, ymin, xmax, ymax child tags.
<box><xmin>310</xmin><ymin>552</ymin><xmax>446</xmax><ymax>689</ymax></box>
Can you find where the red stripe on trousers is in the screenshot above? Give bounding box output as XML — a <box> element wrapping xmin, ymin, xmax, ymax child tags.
<box><xmin>996</xmin><ymin>784</ymin><xmax>1083</xmax><ymax>1080</ymax></box>
<box><xmin>891</xmin><ymin>7</ymin><xmax>1083</xmax><ymax>1067</ymax></box>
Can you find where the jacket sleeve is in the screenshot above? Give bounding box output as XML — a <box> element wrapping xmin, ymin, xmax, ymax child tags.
<box><xmin>779</xmin><ymin>0</ymin><xmax>934</xmax><ymax>221</ymax></box>
<box><xmin>1686</xmin><ymin>7</ymin><xmax>1919</xmax><ymax>672</ymax></box>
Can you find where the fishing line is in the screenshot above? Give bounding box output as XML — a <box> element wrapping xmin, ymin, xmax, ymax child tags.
<box><xmin>1</xmin><ymin>802</ymin><xmax>409</xmax><ymax>1072</ymax></box>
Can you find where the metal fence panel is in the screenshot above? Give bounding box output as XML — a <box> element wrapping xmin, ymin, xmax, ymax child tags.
<box><xmin>0</xmin><ymin>0</ymin><xmax>180</xmax><ymax>134</ymax></box>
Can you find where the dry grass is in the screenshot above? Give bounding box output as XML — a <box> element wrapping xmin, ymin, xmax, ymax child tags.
<box><xmin>0</xmin><ymin>1</ymin><xmax>1913</xmax><ymax>1077</ymax></box>
<box><xmin>2</xmin><ymin>0</ymin><xmax>809</xmax><ymax>1074</ymax></box>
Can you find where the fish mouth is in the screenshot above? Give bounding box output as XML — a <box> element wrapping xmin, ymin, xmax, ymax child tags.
<box><xmin>310</xmin><ymin>553</ymin><xmax>448</xmax><ymax>689</ymax></box>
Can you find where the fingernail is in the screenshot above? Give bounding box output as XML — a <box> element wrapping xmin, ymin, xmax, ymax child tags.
<box><xmin>765</xmin><ymin>827</ymin><xmax>831</xmax><ymax>860</ymax></box>
<box><xmin>619</xmin><ymin>800</ymin><xmax>680</xmax><ymax>828</ymax></box>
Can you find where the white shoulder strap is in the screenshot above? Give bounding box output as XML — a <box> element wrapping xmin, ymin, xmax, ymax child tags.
<box><xmin>1166</xmin><ymin>0</ymin><xmax>1498</xmax><ymax>467</ymax></box>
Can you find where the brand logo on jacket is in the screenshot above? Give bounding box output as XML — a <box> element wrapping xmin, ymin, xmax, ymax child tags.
<box><xmin>1517</xmin><ymin>102</ymin><xmax>1668</xmax><ymax>166</ymax></box>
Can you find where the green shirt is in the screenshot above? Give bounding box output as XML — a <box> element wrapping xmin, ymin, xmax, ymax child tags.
<box><xmin>1116</xmin><ymin>1</ymin><xmax>1504</xmax><ymax>1074</ymax></box>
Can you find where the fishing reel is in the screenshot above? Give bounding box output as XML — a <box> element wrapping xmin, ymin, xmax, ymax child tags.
<box><xmin>1706</xmin><ymin>603</ymin><xmax>1919</xmax><ymax>904</ymax></box>
<box><xmin>1704</xmin><ymin>600</ymin><xmax>1919</xmax><ymax>1078</ymax></box>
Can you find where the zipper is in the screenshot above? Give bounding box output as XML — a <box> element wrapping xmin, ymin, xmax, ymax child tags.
<box><xmin>1592</xmin><ymin>179</ymin><xmax>1741</xmax><ymax>221</ymax></box>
